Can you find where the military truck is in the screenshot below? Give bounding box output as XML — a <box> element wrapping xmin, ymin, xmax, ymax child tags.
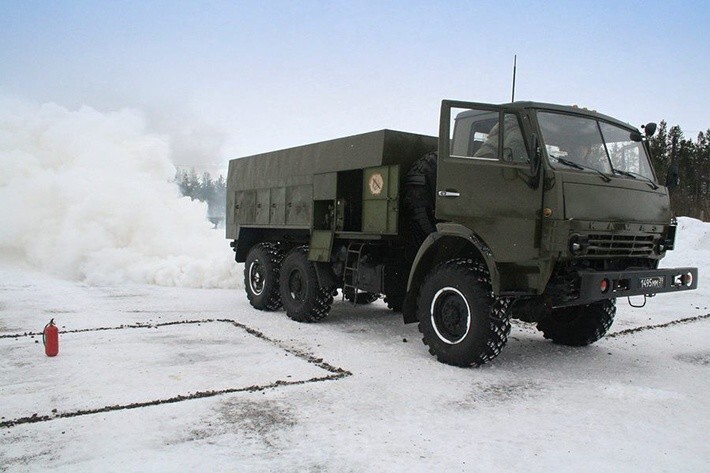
<box><xmin>226</xmin><ymin>100</ymin><xmax>698</xmax><ymax>367</ymax></box>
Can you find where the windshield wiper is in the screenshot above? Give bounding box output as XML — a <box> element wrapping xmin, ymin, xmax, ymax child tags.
<box><xmin>550</xmin><ymin>156</ymin><xmax>611</xmax><ymax>182</ymax></box>
<box><xmin>612</xmin><ymin>169</ymin><xmax>636</xmax><ymax>179</ymax></box>
<box><xmin>553</xmin><ymin>157</ymin><xmax>583</xmax><ymax>170</ymax></box>
<box><xmin>612</xmin><ymin>169</ymin><xmax>659</xmax><ymax>189</ymax></box>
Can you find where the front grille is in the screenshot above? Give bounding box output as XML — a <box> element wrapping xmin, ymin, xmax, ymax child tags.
<box><xmin>587</xmin><ymin>234</ymin><xmax>655</xmax><ymax>257</ymax></box>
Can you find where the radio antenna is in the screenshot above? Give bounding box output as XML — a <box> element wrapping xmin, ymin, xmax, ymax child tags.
<box><xmin>511</xmin><ymin>54</ymin><xmax>517</xmax><ymax>102</ymax></box>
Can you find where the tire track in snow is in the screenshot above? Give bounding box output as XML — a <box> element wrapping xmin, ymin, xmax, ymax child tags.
<box><xmin>606</xmin><ymin>313</ymin><xmax>710</xmax><ymax>338</ymax></box>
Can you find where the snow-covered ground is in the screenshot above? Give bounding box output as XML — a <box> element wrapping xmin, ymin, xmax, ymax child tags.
<box><xmin>1</xmin><ymin>103</ymin><xmax>708</xmax><ymax>471</ymax></box>
<box><xmin>1</xmin><ymin>218</ymin><xmax>708</xmax><ymax>472</ymax></box>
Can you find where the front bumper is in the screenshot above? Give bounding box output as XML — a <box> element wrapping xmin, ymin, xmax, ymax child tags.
<box><xmin>560</xmin><ymin>267</ymin><xmax>698</xmax><ymax>307</ymax></box>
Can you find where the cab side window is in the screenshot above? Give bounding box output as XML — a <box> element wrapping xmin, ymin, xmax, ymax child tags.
<box><xmin>451</xmin><ymin>109</ymin><xmax>498</xmax><ymax>158</ymax></box>
<box><xmin>451</xmin><ymin>109</ymin><xmax>528</xmax><ymax>164</ymax></box>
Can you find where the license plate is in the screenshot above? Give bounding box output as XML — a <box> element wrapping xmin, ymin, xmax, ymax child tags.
<box><xmin>639</xmin><ymin>276</ymin><xmax>665</xmax><ymax>289</ymax></box>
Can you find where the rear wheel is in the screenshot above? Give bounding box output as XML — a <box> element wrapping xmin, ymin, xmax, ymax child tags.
<box><xmin>416</xmin><ymin>259</ymin><xmax>511</xmax><ymax>367</ymax></box>
<box><xmin>279</xmin><ymin>247</ymin><xmax>333</xmax><ymax>323</ymax></box>
<box><xmin>536</xmin><ymin>299</ymin><xmax>615</xmax><ymax>346</ymax></box>
<box><xmin>244</xmin><ymin>243</ymin><xmax>283</xmax><ymax>311</ymax></box>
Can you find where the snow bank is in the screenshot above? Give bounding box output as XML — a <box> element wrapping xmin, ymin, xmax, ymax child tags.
<box><xmin>0</xmin><ymin>99</ymin><xmax>241</xmax><ymax>288</ymax></box>
<box><xmin>661</xmin><ymin>217</ymin><xmax>710</xmax><ymax>270</ymax></box>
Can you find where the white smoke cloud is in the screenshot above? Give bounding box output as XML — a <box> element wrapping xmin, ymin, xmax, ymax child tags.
<box><xmin>0</xmin><ymin>98</ymin><xmax>241</xmax><ymax>288</ymax></box>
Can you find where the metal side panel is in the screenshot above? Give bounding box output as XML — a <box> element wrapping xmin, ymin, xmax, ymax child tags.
<box><xmin>255</xmin><ymin>188</ymin><xmax>271</xmax><ymax>225</ymax></box>
<box><xmin>236</xmin><ymin>190</ymin><xmax>256</xmax><ymax>224</ymax></box>
<box><xmin>309</xmin><ymin>230</ymin><xmax>334</xmax><ymax>262</ymax></box>
<box><xmin>226</xmin><ymin>189</ymin><xmax>238</xmax><ymax>239</ymax></box>
<box><xmin>286</xmin><ymin>185</ymin><xmax>312</xmax><ymax>226</ymax></box>
<box><xmin>386</xmin><ymin>165</ymin><xmax>400</xmax><ymax>234</ymax></box>
<box><xmin>270</xmin><ymin>187</ymin><xmax>286</xmax><ymax>225</ymax></box>
<box><xmin>362</xmin><ymin>165</ymin><xmax>399</xmax><ymax>234</ymax></box>
<box><xmin>313</xmin><ymin>172</ymin><xmax>337</xmax><ymax>200</ymax></box>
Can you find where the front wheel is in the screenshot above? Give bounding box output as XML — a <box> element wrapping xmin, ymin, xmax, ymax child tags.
<box><xmin>416</xmin><ymin>259</ymin><xmax>511</xmax><ymax>367</ymax></box>
<box><xmin>536</xmin><ymin>299</ymin><xmax>616</xmax><ymax>346</ymax></box>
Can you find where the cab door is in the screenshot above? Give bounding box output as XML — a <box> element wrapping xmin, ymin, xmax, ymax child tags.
<box><xmin>436</xmin><ymin>100</ymin><xmax>542</xmax><ymax>264</ymax></box>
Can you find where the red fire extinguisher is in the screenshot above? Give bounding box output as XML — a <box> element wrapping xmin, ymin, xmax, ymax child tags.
<box><xmin>43</xmin><ymin>318</ymin><xmax>59</xmax><ymax>357</ymax></box>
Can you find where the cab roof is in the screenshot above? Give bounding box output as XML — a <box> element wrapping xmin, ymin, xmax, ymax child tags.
<box><xmin>499</xmin><ymin>101</ymin><xmax>638</xmax><ymax>131</ymax></box>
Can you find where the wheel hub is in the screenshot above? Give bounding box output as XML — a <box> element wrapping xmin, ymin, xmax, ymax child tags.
<box><xmin>248</xmin><ymin>260</ymin><xmax>265</xmax><ymax>295</ymax></box>
<box><xmin>431</xmin><ymin>287</ymin><xmax>471</xmax><ymax>344</ymax></box>
<box><xmin>288</xmin><ymin>269</ymin><xmax>305</xmax><ymax>301</ymax></box>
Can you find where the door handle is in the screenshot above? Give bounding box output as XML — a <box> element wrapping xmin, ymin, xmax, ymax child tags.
<box><xmin>437</xmin><ymin>190</ymin><xmax>460</xmax><ymax>198</ymax></box>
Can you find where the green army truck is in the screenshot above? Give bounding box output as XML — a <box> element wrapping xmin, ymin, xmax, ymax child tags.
<box><xmin>226</xmin><ymin>100</ymin><xmax>698</xmax><ymax>367</ymax></box>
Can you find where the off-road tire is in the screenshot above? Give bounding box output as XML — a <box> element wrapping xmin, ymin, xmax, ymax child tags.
<box><xmin>343</xmin><ymin>288</ymin><xmax>380</xmax><ymax>304</ymax></box>
<box><xmin>244</xmin><ymin>242</ymin><xmax>283</xmax><ymax>311</ymax></box>
<box><xmin>403</xmin><ymin>152</ymin><xmax>438</xmax><ymax>256</ymax></box>
<box><xmin>536</xmin><ymin>299</ymin><xmax>616</xmax><ymax>346</ymax></box>
<box><xmin>416</xmin><ymin>258</ymin><xmax>511</xmax><ymax>367</ymax></box>
<box><xmin>279</xmin><ymin>246</ymin><xmax>333</xmax><ymax>323</ymax></box>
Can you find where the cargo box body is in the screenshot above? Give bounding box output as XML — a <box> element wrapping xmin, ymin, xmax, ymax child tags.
<box><xmin>227</xmin><ymin>130</ymin><xmax>437</xmax><ymax>258</ymax></box>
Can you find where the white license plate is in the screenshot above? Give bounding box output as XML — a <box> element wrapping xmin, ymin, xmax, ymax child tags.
<box><xmin>640</xmin><ymin>276</ymin><xmax>665</xmax><ymax>289</ymax></box>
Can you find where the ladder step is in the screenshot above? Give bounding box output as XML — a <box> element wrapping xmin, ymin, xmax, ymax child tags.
<box><xmin>343</xmin><ymin>241</ymin><xmax>366</xmax><ymax>306</ymax></box>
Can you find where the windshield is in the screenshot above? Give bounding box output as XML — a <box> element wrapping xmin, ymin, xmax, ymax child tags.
<box><xmin>537</xmin><ymin>112</ymin><xmax>655</xmax><ymax>180</ymax></box>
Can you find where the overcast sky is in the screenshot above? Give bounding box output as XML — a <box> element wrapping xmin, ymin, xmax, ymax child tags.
<box><xmin>1</xmin><ymin>0</ymin><xmax>708</xmax><ymax>169</ymax></box>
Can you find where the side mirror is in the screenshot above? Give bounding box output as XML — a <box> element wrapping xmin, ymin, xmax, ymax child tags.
<box><xmin>643</xmin><ymin>122</ymin><xmax>657</xmax><ymax>137</ymax></box>
<box><xmin>629</xmin><ymin>131</ymin><xmax>643</xmax><ymax>142</ymax></box>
